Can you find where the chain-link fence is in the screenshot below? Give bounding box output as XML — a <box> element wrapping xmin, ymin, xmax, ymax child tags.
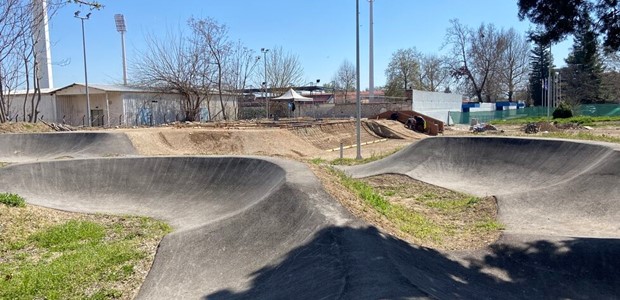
<box><xmin>449</xmin><ymin>104</ymin><xmax>620</xmax><ymax>124</ymax></box>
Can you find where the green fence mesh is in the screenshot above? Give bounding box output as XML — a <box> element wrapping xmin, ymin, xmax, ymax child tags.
<box><xmin>450</xmin><ymin>104</ymin><xmax>620</xmax><ymax>124</ymax></box>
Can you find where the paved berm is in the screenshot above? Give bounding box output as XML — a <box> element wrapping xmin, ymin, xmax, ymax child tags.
<box><xmin>0</xmin><ymin>122</ymin><xmax>618</xmax><ymax>299</ymax></box>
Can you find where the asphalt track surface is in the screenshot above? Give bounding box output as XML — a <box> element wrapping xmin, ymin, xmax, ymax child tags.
<box><xmin>1</xmin><ymin>133</ymin><xmax>619</xmax><ymax>299</ymax></box>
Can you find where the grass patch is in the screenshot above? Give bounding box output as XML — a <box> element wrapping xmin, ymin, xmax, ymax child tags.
<box><xmin>29</xmin><ymin>220</ymin><xmax>106</xmax><ymax>251</ymax></box>
<box><xmin>0</xmin><ymin>192</ymin><xmax>26</xmax><ymax>207</ymax></box>
<box><xmin>0</xmin><ymin>161</ymin><xmax>7</xmax><ymax>168</ymax></box>
<box><xmin>361</xmin><ymin>174</ymin><xmax>504</xmax><ymax>249</ymax></box>
<box><xmin>331</xmin><ymin>147</ymin><xmax>403</xmax><ymax>166</ymax></box>
<box><xmin>327</xmin><ymin>167</ymin><xmax>446</xmax><ymax>242</ymax></box>
<box><xmin>423</xmin><ymin>196</ymin><xmax>480</xmax><ymax>211</ymax></box>
<box><xmin>542</xmin><ymin>131</ymin><xmax>620</xmax><ymax>144</ymax></box>
<box><xmin>311</xmin><ymin>166</ymin><xmax>503</xmax><ymax>250</ymax></box>
<box><xmin>309</xmin><ymin>157</ymin><xmax>327</xmax><ymax>165</ymax></box>
<box><xmin>0</xmin><ymin>205</ymin><xmax>171</xmax><ymax>299</ymax></box>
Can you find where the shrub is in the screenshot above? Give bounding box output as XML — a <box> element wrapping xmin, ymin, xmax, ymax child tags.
<box><xmin>0</xmin><ymin>192</ymin><xmax>26</xmax><ymax>207</ymax></box>
<box><xmin>553</xmin><ymin>102</ymin><xmax>573</xmax><ymax>119</ymax></box>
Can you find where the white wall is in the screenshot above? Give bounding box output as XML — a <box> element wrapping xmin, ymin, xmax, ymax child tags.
<box><xmin>5</xmin><ymin>92</ymin><xmax>56</xmax><ymax>123</ymax></box>
<box><xmin>122</xmin><ymin>92</ymin><xmax>238</xmax><ymax>125</ymax></box>
<box><xmin>410</xmin><ymin>90</ymin><xmax>462</xmax><ymax>124</ymax></box>
<box><xmin>123</xmin><ymin>93</ymin><xmax>183</xmax><ymax>126</ymax></box>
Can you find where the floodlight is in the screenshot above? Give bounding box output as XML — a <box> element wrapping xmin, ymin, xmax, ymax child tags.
<box><xmin>114</xmin><ymin>14</ymin><xmax>126</xmax><ymax>32</ymax></box>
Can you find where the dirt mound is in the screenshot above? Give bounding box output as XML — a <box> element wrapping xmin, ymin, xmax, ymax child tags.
<box><xmin>124</xmin><ymin>128</ymin><xmax>322</xmax><ymax>158</ymax></box>
<box><xmin>287</xmin><ymin>121</ymin><xmax>380</xmax><ymax>150</ymax></box>
<box><xmin>538</xmin><ymin>121</ymin><xmax>560</xmax><ymax>132</ymax></box>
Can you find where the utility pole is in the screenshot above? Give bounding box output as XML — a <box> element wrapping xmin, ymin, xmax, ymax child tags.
<box><xmin>356</xmin><ymin>0</ymin><xmax>362</xmax><ymax>160</ymax></box>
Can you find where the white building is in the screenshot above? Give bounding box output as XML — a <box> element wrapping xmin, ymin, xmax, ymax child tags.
<box><xmin>6</xmin><ymin>83</ymin><xmax>239</xmax><ymax>126</ymax></box>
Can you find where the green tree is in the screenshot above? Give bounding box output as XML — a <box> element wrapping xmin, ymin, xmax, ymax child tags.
<box><xmin>528</xmin><ymin>38</ymin><xmax>553</xmax><ymax>106</ymax></box>
<box><xmin>518</xmin><ymin>0</ymin><xmax>620</xmax><ymax>51</ymax></box>
<box><xmin>384</xmin><ymin>48</ymin><xmax>420</xmax><ymax>98</ymax></box>
<box><xmin>563</xmin><ymin>22</ymin><xmax>604</xmax><ymax>104</ymax></box>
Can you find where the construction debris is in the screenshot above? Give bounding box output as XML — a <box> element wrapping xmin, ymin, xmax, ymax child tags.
<box><xmin>524</xmin><ymin>123</ymin><xmax>539</xmax><ymax>134</ymax></box>
<box><xmin>40</xmin><ymin>120</ymin><xmax>76</xmax><ymax>132</ymax></box>
<box><xmin>471</xmin><ymin>123</ymin><xmax>498</xmax><ymax>133</ymax></box>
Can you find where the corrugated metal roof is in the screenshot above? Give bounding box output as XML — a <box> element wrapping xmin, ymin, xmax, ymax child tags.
<box><xmin>51</xmin><ymin>83</ymin><xmax>155</xmax><ymax>94</ymax></box>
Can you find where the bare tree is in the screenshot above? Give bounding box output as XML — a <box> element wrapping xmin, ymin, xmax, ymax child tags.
<box><xmin>132</xmin><ymin>29</ymin><xmax>214</xmax><ymax>121</ymax></box>
<box><xmin>418</xmin><ymin>54</ymin><xmax>451</xmax><ymax>92</ymax></box>
<box><xmin>445</xmin><ymin>19</ymin><xmax>507</xmax><ymax>102</ymax></box>
<box><xmin>0</xmin><ymin>0</ymin><xmax>28</xmax><ymax>122</ymax></box>
<box><xmin>333</xmin><ymin>59</ymin><xmax>355</xmax><ymax>102</ymax></box>
<box><xmin>500</xmin><ymin>29</ymin><xmax>530</xmax><ymax>101</ymax></box>
<box><xmin>385</xmin><ymin>48</ymin><xmax>421</xmax><ymax>97</ymax></box>
<box><xmin>0</xmin><ymin>0</ymin><xmax>95</xmax><ymax>123</ymax></box>
<box><xmin>265</xmin><ymin>46</ymin><xmax>304</xmax><ymax>92</ymax></box>
<box><xmin>224</xmin><ymin>41</ymin><xmax>260</xmax><ymax>118</ymax></box>
<box><xmin>190</xmin><ymin>17</ymin><xmax>231</xmax><ymax>120</ymax></box>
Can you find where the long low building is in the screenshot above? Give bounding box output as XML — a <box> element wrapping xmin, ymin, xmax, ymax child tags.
<box><xmin>5</xmin><ymin>83</ymin><xmax>239</xmax><ymax>127</ymax></box>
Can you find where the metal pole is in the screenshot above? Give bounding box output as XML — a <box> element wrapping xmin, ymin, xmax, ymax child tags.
<box><xmin>121</xmin><ymin>31</ymin><xmax>127</xmax><ymax>85</ymax></box>
<box><xmin>547</xmin><ymin>44</ymin><xmax>552</xmax><ymax>118</ymax></box>
<box><xmin>262</xmin><ymin>48</ymin><xmax>269</xmax><ymax>119</ymax></box>
<box><xmin>547</xmin><ymin>75</ymin><xmax>551</xmax><ymax>118</ymax></box>
<box><xmin>80</xmin><ymin>18</ymin><xmax>91</xmax><ymax>127</ymax></box>
<box><xmin>368</xmin><ymin>0</ymin><xmax>374</xmax><ymax>102</ymax></box>
<box><xmin>105</xmin><ymin>93</ymin><xmax>110</xmax><ymax>127</ymax></box>
<box><xmin>556</xmin><ymin>72</ymin><xmax>562</xmax><ymax>105</ymax></box>
<box><xmin>355</xmin><ymin>0</ymin><xmax>362</xmax><ymax>160</ymax></box>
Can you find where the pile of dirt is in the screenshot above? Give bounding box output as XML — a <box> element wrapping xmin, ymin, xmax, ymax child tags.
<box><xmin>288</xmin><ymin>121</ymin><xmax>380</xmax><ymax>150</ymax></box>
<box><xmin>124</xmin><ymin>127</ymin><xmax>323</xmax><ymax>158</ymax></box>
<box><xmin>538</xmin><ymin>121</ymin><xmax>560</xmax><ymax>132</ymax></box>
<box><xmin>554</xmin><ymin>122</ymin><xmax>584</xmax><ymax>130</ymax></box>
<box><xmin>0</xmin><ymin>122</ymin><xmax>52</xmax><ymax>134</ymax></box>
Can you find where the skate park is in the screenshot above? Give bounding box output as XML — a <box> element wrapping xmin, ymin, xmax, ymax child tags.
<box><xmin>0</xmin><ymin>131</ymin><xmax>618</xmax><ymax>299</ymax></box>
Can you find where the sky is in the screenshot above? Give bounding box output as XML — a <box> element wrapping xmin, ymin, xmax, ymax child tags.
<box><xmin>46</xmin><ymin>0</ymin><xmax>573</xmax><ymax>90</ymax></box>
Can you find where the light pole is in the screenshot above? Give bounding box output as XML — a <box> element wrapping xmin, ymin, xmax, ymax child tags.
<box><xmin>261</xmin><ymin>48</ymin><xmax>269</xmax><ymax>119</ymax></box>
<box><xmin>368</xmin><ymin>0</ymin><xmax>374</xmax><ymax>103</ymax></box>
<box><xmin>355</xmin><ymin>0</ymin><xmax>362</xmax><ymax>160</ymax></box>
<box><xmin>75</xmin><ymin>11</ymin><xmax>92</xmax><ymax>127</ymax></box>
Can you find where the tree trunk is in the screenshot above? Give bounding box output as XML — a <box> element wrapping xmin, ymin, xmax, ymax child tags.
<box><xmin>217</xmin><ymin>67</ymin><xmax>226</xmax><ymax>121</ymax></box>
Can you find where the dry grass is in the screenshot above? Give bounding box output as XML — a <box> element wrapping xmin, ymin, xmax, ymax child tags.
<box><xmin>0</xmin><ymin>122</ymin><xmax>51</xmax><ymax>134</ymax></box>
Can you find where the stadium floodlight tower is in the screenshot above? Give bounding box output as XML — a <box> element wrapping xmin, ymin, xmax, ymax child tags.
<box><xmin>114</xmin><ymin>14</ymin><xmax>128</xmax><ymax>85</ymax></box>
<box><xmin>33</xmin><ymin>0</ymin><xmax>54</xmax><ymax>89</ymax></box>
